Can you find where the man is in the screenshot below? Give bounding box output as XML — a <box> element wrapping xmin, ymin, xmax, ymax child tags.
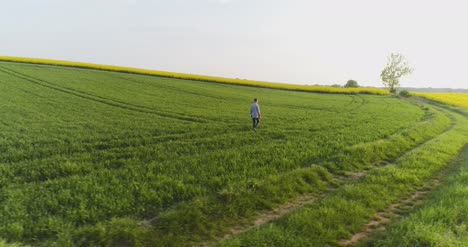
<box><xmin>250</xmin><ymin>98</ymin><xmax>261</xmax><ymax>131</ymax></box>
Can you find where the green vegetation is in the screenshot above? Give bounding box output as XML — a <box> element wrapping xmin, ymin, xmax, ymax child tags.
<box><xmin>399</xmin><ymin>90</ymin><xmax>411</xmax><ymax>97</ymax></box>
<box><xmin>0</xmin><ymin>61</ymin><xmax>466</xmax><ymax>246</ymax></box>
<box><xmin>222</xmin><ymin>106</ymin><xmax>468</xmax><ymax>246</ymax></box>
<box><xmin>359</xmin><ymin>144</ymin><xmax>468</xmax><ymax>246</ymax></box>
<box><xmin>0</xmin><ymin>56</ymin><xmax>390</xmax><ymax>95</ymax></box>
<box><xmin>0</xmin><ymin>240</ymin><xmax>27</xmax><ymax>247</ymax></box>
<box><xmin>344</xmin><ymin>80</ymin><xmax>359</xmax><ymax>88</ymax></box>
<box><xmin>381</xmin><ymin>53</ymin><xmax>414</xmax><ymax>93</ymax></box>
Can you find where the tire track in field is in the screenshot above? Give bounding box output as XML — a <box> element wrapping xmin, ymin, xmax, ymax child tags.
<box><xmin>3</xmin><ymin>66</ymin><xmax>210</xmax><ymax>122</ymax></box>
<box><xmin>201</xmin><ymin>105</ymin><xmax>456</xmax><ymax>246</ymax></box>
<box><xmin>84</xmin><ymin>74</ymin><xmax>246</xmax><ymax>123</ymax></box>
<box><xmin>0</xmin><ymin>78</ymin><xmax>63</xmax><ymax>105</ymax></box>
<box><xmin>2</xmin><ymin>127</ymin><xmax>268</xmax><ymax>185</ymax></box>
<box><xmin>339</xmin><ymin>168</ymin><xmax>447</xmax><ymax>246</ymax></box>
<box><xmin>16</xmin><ymin>65</ymin><xmax>243</xmax><ymax>120</ymax></box>
<box><xmin>199</xmin><ymin>173</ymin><xmax>362</xmax><ymax>246</ymax></box>
<box><xmin>303</xmin><ymin>105</ymin><xmax>451</xmax><ymax>171</ymax></box>
<box><xmin>352</xmin><ymin>107</ymin><xmax>451</xmax><ymax>151</ymax></box>
<box><xmin>4</xmin><ymin>104</ymin><xmax>450</xmax><ymax>186</ymax></box>
<box><xmin>0</xmin><ymin>66</ymin><xmax>208</xmax><ymax>123</ymax></box>
<box><xmin>108</xmin><ymin>73</ymin><xmax>369</xmax><ymax>114</ymax></box>
<box><xmin>271</xmin><ymin>103</ymin><xmax>340</xmax><ymax>113</ymax></box>
<box><xmin>346</xmin><ymin>95</ymin><xmax>367</xmax><ymax>112</ymax></box>
<box><xmin>199</xmin><ymin>170</ymin><xmax>362</xmax><ymax>246</ymax></box>
<box><xmin>3</xmin><ymin>99</ymin><xmax>450</xmax><ymax>188</ymax></box>
<box><xmin>273</xmin><ymin>95</ymin><xmax>365</xmax><ymax>114</ymax></box>
<box><xmin>104</xmin><ymin>73</ymin><xmax>242</xmax><ymax>102</ymax></box>
<box><xmin>3</xmin><ymin>104</ymin><xmax>435</xmax><ymax>172</ymax></box>
<box><xmin>0</xmin><ymin>123</ymin><xmax>249</xmax><ymax>164</ymax></box>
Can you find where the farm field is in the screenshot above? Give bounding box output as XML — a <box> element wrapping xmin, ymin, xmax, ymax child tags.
<box><xmin>414</xmin><ymin>92</ymin><xmax>468</xmax><ymax>109</ymax></box>
<box><xmin>0</xmin><ymin>56</ymin><xmax>390</xmax><ymax>95</ymax></box>
<box><xmin>0</xmin><ymin>61</ymin><xmax>467</xmax><ymax>246</ymax></box>
<box><xmin>359</xmin><ymin>145</ymin><xmax>468</xmax><ymax>246</ymax></box>
<box><xmin>222</xmin><ymin>110</ymin><xmax>468</xmax><ymax>246</ymax></box>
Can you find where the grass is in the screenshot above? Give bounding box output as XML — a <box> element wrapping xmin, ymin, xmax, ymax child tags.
<box><xmin>0</xmin><ymin>61</ymin><xmax>465</xmax><ymax>246</ymax></box>
<box><xmin>359</xmin><ymin>143</ymin><xmax>468</xmax><ymax>247</ymax></box>
<box><xmin>0</xmin><ymin>240</ymin><xmax>28</xmax><ymax>247</ymax></box>
<box><xmin>0</xmin><ymin>56</ymin><xmax>390</xmax><ymax>95</ymax></box>
<box><xmin>221</xmin><ymin>106</ymin><xmax>468</xmax><ymax>246</ymax></box>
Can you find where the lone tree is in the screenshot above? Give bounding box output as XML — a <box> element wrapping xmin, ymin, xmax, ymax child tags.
<box><xmin>381</xmin><ymin>53</ymin><xmax>414</xmax><ymax>93</ymax></box>
<box><xmin>344</xmin><ymin>80</ymin><xmax>359</xmax><ymax>88</ymax></box>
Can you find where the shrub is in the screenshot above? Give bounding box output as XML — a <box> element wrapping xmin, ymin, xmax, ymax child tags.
<box><xmin>399</xmin><ymin>90</ymin><xmax>411</xmax><ymax>97</ymax></box>
<box><xmin>344</xmin><ymin>80</ymin><xmax>359</xmax><ymax>88</ymax></box>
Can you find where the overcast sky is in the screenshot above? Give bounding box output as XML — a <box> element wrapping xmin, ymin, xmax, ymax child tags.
<box><xmin>1</xmin><ymin>0</ymin><xmax>467</xmax><ymax>88</ymax></box>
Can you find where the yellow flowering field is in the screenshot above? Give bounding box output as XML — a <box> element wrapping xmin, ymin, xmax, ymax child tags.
<box><xmin>0</xmin><ymin>56</ymin><xmax>389</xmax><ymax>95</ymax></box>
<box><xmin>414</xmin><ymin>92</ymin><xmax>468</xmax><ymax>109</ymax></box>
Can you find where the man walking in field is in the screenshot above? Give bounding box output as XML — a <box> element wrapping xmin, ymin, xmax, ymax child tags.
<box><xmin>250</xmin><ymin>98</ymin><xmax>261</xmax><ymax>131</ymax></box>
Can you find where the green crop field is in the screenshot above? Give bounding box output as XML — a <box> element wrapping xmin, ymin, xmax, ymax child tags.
<box><xmin>358</xmin><ymin>146</ymin><xmax>468</xmax><ymax>246</ymax></box>
<box><xmin>0</xmin><ymin>61</ymin><xmax>467</xmax><ymax>247</ymax></box>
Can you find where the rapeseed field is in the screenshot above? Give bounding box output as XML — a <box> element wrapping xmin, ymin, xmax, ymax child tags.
<box><xmin>414</xmin><ymin>92</ymin><xmax>468</xmax><ymax>109</ymax></box>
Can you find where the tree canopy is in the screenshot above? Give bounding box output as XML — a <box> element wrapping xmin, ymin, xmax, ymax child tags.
<box><xmin>381</xmin><ymin>53</ymin><xmax>414</xmax><ymax>92</ymax></box>
<box><xmin>344</xmin><ymin>80</ymin><xmax>359</xmax><ymax>88</ymax></box>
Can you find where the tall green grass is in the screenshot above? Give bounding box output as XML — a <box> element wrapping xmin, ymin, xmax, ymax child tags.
<box><xmin>0</xmin><ymin>240</ymin><xmax>27</xmax><ymax>247</ymax></box>
<box><xmin>359</xmin><ymin>144</ymin><xmax>468</xmax><ymax>247</ymax></box>
<box><xmin>222</xmin><ymin>107</ymin><xmax>468</xmax><ymax>246</ymax></box>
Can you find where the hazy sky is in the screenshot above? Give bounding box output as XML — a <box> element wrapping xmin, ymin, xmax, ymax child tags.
<box><xmin>1</xmin><ymin>0</ymin><xmax>467</xmax><ymax>88</ymax></box>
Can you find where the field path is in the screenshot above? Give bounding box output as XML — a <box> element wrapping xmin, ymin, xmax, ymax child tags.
<box><xmin>213</xmin><ymin>140</ymin><xmax>460</xmax><ymax>247</ymax></box>
<box><xmin>202</xmin><ymin>102</ymin><xmax>459</xmax><ymax>247</ymax></box>
<box><xmin>199</xmin><ymin>171</ymin><xmax>369</xmax><ymax>247</ymax></box>
<box><xmin>202</xmin><ymin>192</ymin><xmax>319</xmax><ymax>246</ymax></box>
<box><xmin>339</xmin><ymin>175</ymin><xmax>443</xmax><ymax>246</ymax></box>
<box><xmin>203</xmin><ymin>167</ymin><xmax>438</xmax><ymax>247</ymax></box>
<box><xmin>217</xmin><ymin>193</ymin><xmax>320</xmax><ymax>244</ymax></box>
<box><xmin>202</xmin><ymin>124</ymin><xmax>455</xmax><ymax>245</ymax></box>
